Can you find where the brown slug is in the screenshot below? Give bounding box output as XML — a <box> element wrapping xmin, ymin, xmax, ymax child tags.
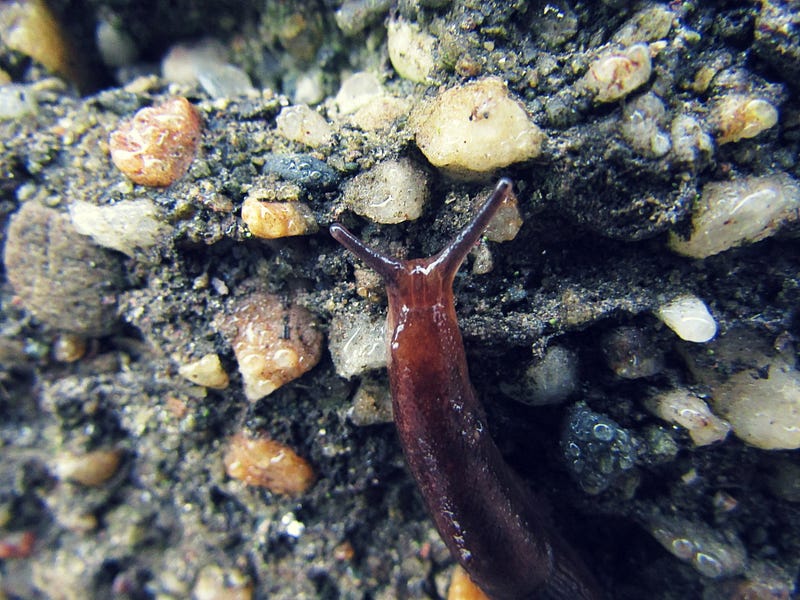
<box><xmin>330</xmin><ymin>179</ymin><xmax>601</xmax><ymax>600</ymax></box>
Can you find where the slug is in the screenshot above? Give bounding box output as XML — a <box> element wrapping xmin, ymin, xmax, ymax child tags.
<box><xmin>330</xmin><ymin>179</ymin><xmax>601</xmax><ymax>599</ymax></box>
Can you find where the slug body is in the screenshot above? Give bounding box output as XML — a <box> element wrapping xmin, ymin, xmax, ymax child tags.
<box><xmin>330</xmin><ymin>179</ymin><xmax>600</xmax><ymax>599</ymax></box>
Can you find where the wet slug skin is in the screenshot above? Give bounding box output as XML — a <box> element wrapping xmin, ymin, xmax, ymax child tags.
<box><xmin>330</xmin><ymin>179</ymin><xmax>600</xmax><ymax>599</ymax></box>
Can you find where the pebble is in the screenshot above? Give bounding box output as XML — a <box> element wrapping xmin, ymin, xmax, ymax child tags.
<box><xmin>334</xmin><ymin>71</ymin><xmax>384</xmax><ymax>115</ymax></box>
<box><xmin>224</xmin><ymin>432</ymin><xmax>316</xmax><ymax>495</ymax></box>
<box><xmin>447</xmin><ymin>564</ymin><xmax>489</xmax><ymax>600</ymax></box>
<box><xmin>645</xmin><ymin>389</ymin><xmax>730</xmax><ymax>446</ymax></box>
<box><xmin>484</xmin><ymin>186</ymin><xmax>523</xmax><ymax>242</ymax></box>
<box><xmin>334</xmin><ymin>0</ymin><xmax>391</xmax><ymax>36</ymax></box>
<box><xmin>275</xmin><ymin>104</ymin><xmax>334</xmax><ymax>148</ymax></box>
<box><xmin>109</xmin><ymin>97</ymin><xmax>202</xmax><ymax>187</ymax></box>
<box><xmin>342</xmin><ymin>158</ymin><xmax>429</xmax><ymax>224</ymax></box>
<box><xmin>193</xmin><ymin>565</ymin><xmax>253</xmax><ymax>600</ymax></box>
<box><xmin>221</xmin><ymin>293</ymin><xmax>323</xmax><ymax>401</ymax></box>
<box><xmin>95</xmin><ymin>18</ymin><xmax>138</xmax><ymax>68</ymax></box>
<box><xmin>3</xmin><ymin>202</ymin><xmax>122</xmax><ymax>336</ymax></box>
<box><xmin>669</xmin><ymin>114</ymin><xmax>714</xmax><ymax>168</ymax></box>
<box><xmin>412</xmin><ymin>77</ymin><xmax>544</xmax><ymax>176</ymax></box>
<box><xmin>602</xmin><ymin>326</ymin><xmax>663</xmax><ymax>379</ymax></box>
<box><xmin>619</xmin><ymin>92</ymin><xmax>671</xmax><ymax>158</ymax></box>
<box><xmin>240</xmin><ymin>196</ymin><xmax>318</xmax><ymax>239</ymax></box>
<box><xmin>0</xmin><ymin>0</ymin><xmax>84</xmax><ymax>86</ymax></box>
<box><xmin>713</xmin><ymin>356</ymin><xmax>800</xmax><ymax>450</ymax></box>
<box><xmin>646</xmin><ymin>513</ymin><xmax>746</xmax><ymax>579</ymax></box>
<box><xmin>261</xmin><ymin>153</ymin><xmax>339</xmax><ymax>191</ymax></box>
<box><xmin>348</xmin><ymin>377</ymin><xmax>393</xmax><ymax>426</ymax></box>
<box><xmin>161</xmin><ymin>39</ymin><xmax>224</xmax><ymax>85</ymax></box>
<box><xmin>69</xmin><ymin>198</ymin><xmax>171</xmax><ymax>258</ymax></box>
<box><xmin>177</xmin><ymin>353</ymin><xmax>230</xmax><ymax>389</ymax></box>
<box><xmin>712</xmin><ymin>95</ymin><xmax>778</xmax><ymax>145</ymax></box>
<box><xmin>328</xmin><ymin>311</ymin><xmax>386</xmax><ymax>378</ymax></box>
<box><xmin>54</xmin><ymin>447</ymin><xmax>122</xmax><ymax>486</ymax></box>
<box><xmin>668</xmin><ymin>174</ymin><xmax>800</xmax><ymax>259</ymax></box>
<box><xmin>52</xmin><ymin>333</ymin><xmax>87</xmax><ymax>363</ymax></box>
<box><xmin>612</xmin><ymin>6</ymin><xmax>675</xmax><ymax>46</ymax></box>
<box><xmin>655</xmin><ymin>294</ymin><xmax>717</xmax><ymax>343</ymax></box>
<box><xmin>387</xmin><ymin>17</ymin><xmax>437</xmax><ymax>83</ymax></box>
<box><xmin>512</xmin><ymin>345</ymin><xmax>579</xmax><ymax>406</ymax></box>
<box><xmin>580</xmin><ymin>44</ymin><xmax>652</xmax><ymax>103</ymax></box>
<box><xmin>0</xmin><ymin>83</ymin><xmax>37</xmax><ymax>119</ymax></box>
<box><xmin>561</xmin><ymin>402</ymin><xmax>638</xmax><ymax>495</ymax></box>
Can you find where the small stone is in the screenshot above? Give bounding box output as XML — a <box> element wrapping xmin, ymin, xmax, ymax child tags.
<box><xmin>646</xmin><ymin>514</ymin><xmax>746</xmax><ymax>579</ymax></box>
<box><xmin>348</xmin><ymin>377</ymin><xmax>393</xmax><ymax>426</ymax></box>
<box><xmin>619</xmin><ymin>93</ymin><xmax>671</xmax><ymax>158</ymax></box>
<box><xmin>655</xmin><ymin>294</ymin><xmax>717</xmax><ymax>343</ymax></box>
<box><xmin>518</xmin><ymin>346</ymin><xmax>579</xmax><ymax>406</ymax></box>
<box><xmin>612</xmin><ymin>6</ymin><xmax>674</xmax><ymax>46</ymax></box>
<box><xmin>54</xmin><ymin>448</ymin><xmax>122</xmax><ymax>486</ymax></box>
<box><xmin>224</xmin><ymin>432</ymin><xmax>316</xmax><ymax>495</ymax></box>
<box><xmin>0</xmin><ymin>0</ymin><xmax>85</xmax><ymax>86</ymax></box>
<box><xmin>221</xmin><ymin>293</ymin><xmax>323</xmax><ymax>401</ymax></box>
<box><xmin>580</xmin><ymin>44</ymin><xmax>652</xmax><ymax>103</ymax></box>
<box><xmin>240</xmin><ymin>196</ymin><xmax>318</xmax><ymax>238</ymax></box>
<box><xmin>161</xmin><ymin>39</ymin><xmax>226</xmax><ymax>85</ymax></box>
<box><xmin>109</xmin><ymin>97</ymin><xmax>202</xmax><ymax>187</ymax></box>
<box><xmin>3</xmin><ymin>202</ymin><xmax>122</xmax><ymax>336</ymax></box>
<box><xmin>448</xmin><ymin>564</ymin><xmax>490</xmax><ymax>600</ymax></box>
<box><xmin>334</xmin><ymin>71</ymin><xmax>384</xmax><ymax>115</ymax></box>
<box><xmin>668</xmin><ymin>174</ymin><xmax>800</xmax><ymax>259</ymax></box>
<box><xmin>275</xmin><ymin>104</ymin><xmax>334</xmax><ymax>148</ymax></box>
<box><xmin>69</xmin><ymin>198</ymin><xmax>171</xmax><ymax>258</ymax></box>
<box><xmin>387</xmin><ymin>17</ymin><xmax>437</xmax><ymax>83</ymax></box>
<box><xmin>484</xmin><ymin>187</ymin><xmax>523</xmax><ymax>242</ymax></box>
<box><xmin>0</xmin><ymin>83</ymin><xmax>37</xmax><ymax>119</ymax></box>
<box><xmin>602</xmin><ymin>326</ymin><xmax>663</xmax><ymax>379</ymax></box>
<box><xmin>712</xmin><ymin>95</ymin><xmax>778</xmax><ymax>145</ymax></box>
<box><xmin>193</xmin><ymin>565</ymin><xmax>253</xmax><ymax>600</ymax></box>
<box><xmin>328</xmin><ymin>311</ymin><xmax>386</xmax><ymax>378</ymax></box>
<box><xmin>178</xmin><ymin>353</ymin><xmax>229</xmax><ymax>389</ymax></box>
<box><xmin>261</xmin><ymin>153</ymin><xmax>339</xmax><ymax>191</ymax></box>
<box><xmin>95</xmin><ymin>18</ymin><xmax>138</xmax><ymax>68</ymax></box>
<box><xmin>52</xmin><ymin>333</ymin><xmax>86</xmax><ymax>363</ymax></box>
<box><xmin>714</xmin><ymin>357</ymin><xmax>800</xmax><ymax>450</ymax></box>
<box><xmin>343</xmin><ymin>158</ymin><xmax>429</xmax><ymax>224</ymax></box>
<box><xmin>645</xmin><ymin>389</ymin><xmax>730</xmax><ymax>446</ymax></box>
<box><xmin>669</xmin><ymin>114</ymin><xmax>714</xmax><ymax>168</ymax></box>
<box><xmin>196</xmin><ymin>63</ymin><xmax>256</xmax><ymax>99</ymax></box>
<box><xmin>412</xmin><ymin>77</ymin><xmax>544</xmax><ymax>176</ymax></box>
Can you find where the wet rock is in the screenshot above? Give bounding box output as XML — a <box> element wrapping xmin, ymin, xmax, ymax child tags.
<box><xmin>3</xmin><ymin>202</ymin><xmax>123</xmax><ymax>336</ymax></box>
<box><xmin>561</xmin><ymin>402</ymin><xmax>638</xmax><ymax>494</ymax></box>
<box><xmin>655</xmin><ymin>294</ymin><xmax>717</xmax><ymax>343</ymax></box>
<box><xmin>261</xmin><ymin>153</ymin><xmax>339</xmax><ymax>191</ymax></box>
<box><xmin>224</xmin><ymin>432</ymin><xmax>316</xmax><ymax>495</ymax></box>
<box><xmin>342</xmin><ymin>158</ymin><xmax>429</xmax><ymax>224</ymax></box>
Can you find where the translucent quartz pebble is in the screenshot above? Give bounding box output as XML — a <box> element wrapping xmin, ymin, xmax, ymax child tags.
<box><xmin>669</xmin><ymin>174</ymin><xmax>800</xmax><ymax>258</ymax></box>
<box><xmin>656</xmin><ymin>294</ymin><xmax>717</xmax><ymax>343</ymax></box>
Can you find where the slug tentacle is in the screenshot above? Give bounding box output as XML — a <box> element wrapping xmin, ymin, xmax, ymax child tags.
<box><xmin>330</xmin><ymin>179</ymin><xmax>601</xmax><ymax>600</ymax></box>
<box><xmin>329</xmin><ymin>222</ymin><xmax>403</xmax><ymax>282</ymax></box>
<box><xmin>430</xmin><ymin>177</ymin><xmax>513</xmax><ymax>281</ymax></box>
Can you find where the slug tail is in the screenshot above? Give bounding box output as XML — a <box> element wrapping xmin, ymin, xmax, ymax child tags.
<box><xmin>329</xmin><ymin>223</ymin><xmax>403</xmax><ymax>281</ymax></box>
<box><xmin>431</xmin><ymin>178</ymin><xmax>513</xmax><ymax>281</ymax></box>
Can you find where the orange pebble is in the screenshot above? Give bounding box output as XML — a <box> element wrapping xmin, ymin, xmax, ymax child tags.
<box><xmin>110</xmin><ymin>97</ymin><xmax>201</xmax><ymax>187</ymax></box>
<box><xmin>448</xmin><ymin>565</ymin><xmax>490</xmax><ymax>600</ymax></box>
<box><xmin>224</xmin><ymin>433</ymin><xmax>316</xmax><ymax>495</ymax></box>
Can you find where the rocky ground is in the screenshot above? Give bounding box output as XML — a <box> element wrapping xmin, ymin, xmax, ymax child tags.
<box><xmin>0</xmin><ymin>1</ymin><xmax>799</xmax><ymax>599</ymax></box>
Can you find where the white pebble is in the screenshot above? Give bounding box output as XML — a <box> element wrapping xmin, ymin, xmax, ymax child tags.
<box><xmin>343</xmin><ymin>158</ymin><xmax>429</xmax><ymax>224</ymax></box>
<box><xmin>275</xmin><ymin>104</ymin><xmax>333</xmax><ymax>148</ymax></box>
<box><xmin>0</xmin><ymin>83</ymin><xmax>37</xmax><ymax>119</ymax></box>
<box><xmin>69</xmin><ymin>198</ymin><xmax>171</xmax><ymax>258</ymax></box>
<box><xmin>714</xmin><ymin>358</ymin><xmax>800</xmax><ymax>450</ymax></box>
<box><xmin>580</xmin><ymin>44</ymin><xmax>652</xmax><ymax>103</ymax></box>
<box><xmin>334</xmin><ymin>71</ymin><xmax>383</xmax><ymax>115</ymax></box>
<box><xmin>412</xmin><ymin>77</ymin><xmax>544</xmax><ymax>176</ymax></box>
<box><xmin>656</xmin><ymin>294</ymin><xmax>717</xmax><ymax>343</ymax></box>
<box><xmin>387</xmin><ymin>18</ymin><xmax>436</xmax><ymax>83</ymax></box>
<box><xmin>328</xmin><ymin>312</ymin><xmax>386</xmax><ymax>378</ymax></box>
<box><xmin>645</xmin><ymin>389</ymin><xmax>730</xmax><ymax>446</ymax></box>
<box><xmin>669</xmin><ymin>174</ymin><xmax>800</xmax><ymax>259</ymax></box>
